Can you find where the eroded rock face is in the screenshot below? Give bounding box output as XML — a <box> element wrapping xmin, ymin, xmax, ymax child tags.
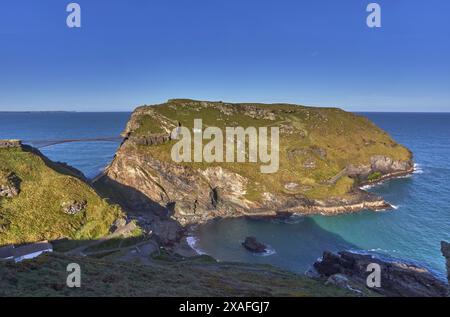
<box><xmin>370</xmin><ymin>155</ymin><xmax>413</xmax><ymax>174</ymax></box>
<box><xmin>314</xmin><ymin>251</ymin><xmax>447</xmax><ymax>297</ymax></box>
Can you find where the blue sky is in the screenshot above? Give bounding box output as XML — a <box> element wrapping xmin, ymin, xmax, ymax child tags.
<box><xmin>0</xmin><ymin>0</ymin><xmax>449</xmax><ymax>112</ymax></box>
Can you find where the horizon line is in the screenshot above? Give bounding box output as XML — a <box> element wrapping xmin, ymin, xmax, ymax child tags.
<box><xmin>1</xmin><ymin>110</ymin><xmax>450</xmax><ymax>114</ymax></box>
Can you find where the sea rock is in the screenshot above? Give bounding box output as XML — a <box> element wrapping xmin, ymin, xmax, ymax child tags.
<box><xmin>61</xmin><ymin>200</ymin><xmax>87</xmax><ymax>215</ymax></box>
<box><xmin>314</xmin><ymin>251</ymin><xmax>447</xmax><ymax>297</ymax></box>
<box><xmin>242</xmin><ymin>236</ymin><xmax>267</xmax><ymax>253</ymax></box>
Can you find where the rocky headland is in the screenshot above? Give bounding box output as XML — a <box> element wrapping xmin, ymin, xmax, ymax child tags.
<box><xmin>94</xmin><ymin>99</ymin><xmax>413</xmax><ymax>245</ymax></box>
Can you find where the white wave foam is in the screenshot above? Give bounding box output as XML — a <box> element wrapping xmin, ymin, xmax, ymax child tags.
<box><xmin>391</xmin><ymin>204</ymin><xmax>399</xmax><ymax>210</ymax></box>
<box><xmin>414</xmin><ymin>163</ymin><xmax>424</xmax><ymax>174</ymax></box>
<box><xmin>186</xmin><ymin>236</ymin><xmax>206</xmax><ymax>255</ymax></box>
<box><xmin>261</xmin><ymin>245</ymin><xmax>277</xmax><ymax>257</ymax></box>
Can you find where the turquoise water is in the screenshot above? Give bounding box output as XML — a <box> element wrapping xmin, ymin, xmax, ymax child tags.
<box><xmin>1</xmin><ymin>112</ymin><xmax>449</xmax><ymax>278</ymax></box>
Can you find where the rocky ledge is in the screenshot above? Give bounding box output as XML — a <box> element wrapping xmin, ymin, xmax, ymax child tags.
<box><xmin>313</xmin><ymin>250</ymin><xmax>448</xmax><ymax>297</ymax></box>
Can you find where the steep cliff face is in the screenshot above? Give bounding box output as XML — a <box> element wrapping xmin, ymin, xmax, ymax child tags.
<box><xmin>95</xmin><ymin>99</ymin><xmax>413</xmax><ymax>228</ymax></box>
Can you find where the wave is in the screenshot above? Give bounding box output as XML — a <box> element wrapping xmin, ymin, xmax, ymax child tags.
<box><xmin>186</xmin><ymin>236</ymin><xmax>206</xmax><ymax>255</ymax></box>
<box><xmin>260</xmin><ymin>245</ymin><xmax>277</xmax><ymax>257</ymax></box>
<box><xmin>413</xmin><ymin>163</ymin><xmax>424</xmax><ymax>174</ymax></box>
<box><xmin>359</xmin><ymin>184</ymin><xmax>375</xmax><ymax>190</ymax></box>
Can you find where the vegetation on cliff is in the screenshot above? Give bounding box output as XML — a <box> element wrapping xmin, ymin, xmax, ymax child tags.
<box><xmin>128</xmin><ymin>100</ymin><xmax>411</xmax><ymax>201</ymax></box>
<box><xmin>0</xmin><ymin>251</ymin><xmax>359</xmax><ymax>297</ymax></box>
<box><xmin>0</xmin><ymin>146</ymin><xmax>122</xmax><ymax>245</ymax></box>
<box><xmin>95</xmin><ymin>99</ymin><xmax>413</xmax><ymax>227</ymax></box>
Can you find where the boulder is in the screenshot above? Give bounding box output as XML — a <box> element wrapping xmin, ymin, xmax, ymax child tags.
<box><xmin>314</xmin><ymin>250</ymin><xmax>447</xmax><ymax>297</ymax></box>
<box><xmin>242</xmin><ymin>236</ymin><xmax>267</xmax><ymax>253</ymax></box>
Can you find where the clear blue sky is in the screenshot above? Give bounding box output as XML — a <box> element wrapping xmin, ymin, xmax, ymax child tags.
<box><xmin>0</xmin><ymin>0</ymin><xmax>449</xmax><ymax>112</ymax></box>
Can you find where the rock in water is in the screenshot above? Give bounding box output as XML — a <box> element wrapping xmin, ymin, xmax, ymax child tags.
<box><xmin>313</xmin><ymin>251</ymin><xmax>447</xmax><ymax>297</ymax></box>
<box><xmin>242</xmin><ymin>236</ymin><xmax>267</xmax><ymax>253</ymax></box>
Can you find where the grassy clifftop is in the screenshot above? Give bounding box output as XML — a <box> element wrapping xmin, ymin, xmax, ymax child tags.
<box><xmin>122</xmin><ymin>99</ymin><xmax>411</xmax><ymax>202</ymax></box>
<box><xmin>0</xmin><ymin>146</ymin><xmax>122</xmax><ymax>245</ymax></box>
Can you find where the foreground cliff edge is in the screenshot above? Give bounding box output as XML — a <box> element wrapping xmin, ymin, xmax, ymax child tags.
<box><xmin>0</xmin><ymin>142</ymin><xmax>122</xmax><ymax>245</ymax></box>
<box><xmin>94</xmin><ymin>99</ymin><xmax>413</xmax><ymax>233</ymax></box>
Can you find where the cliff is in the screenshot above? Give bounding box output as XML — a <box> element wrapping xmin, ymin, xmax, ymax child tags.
<box><xmin>94</xmin><ymin>99</ymin><xmax>413</xmax><ymax>237</ymax></box>
<box><xmin>0</xmin><ymin>144</ymin><xmax>122</xmax><ymax>245</ymax></box>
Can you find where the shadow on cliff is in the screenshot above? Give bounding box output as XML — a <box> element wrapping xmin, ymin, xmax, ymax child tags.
<box><xmin>92</xmin><ymin>175</ymin><xmax>173</xmax><ymax>219</ymax></box>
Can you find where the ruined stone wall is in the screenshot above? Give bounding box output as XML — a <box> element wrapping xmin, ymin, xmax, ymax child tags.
<box><xmin>0</xmin><ymin>140</ymin><xmax>22</xmax><ymax>148</ymax></box>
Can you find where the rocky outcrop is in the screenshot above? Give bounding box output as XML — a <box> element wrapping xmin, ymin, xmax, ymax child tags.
<box><xmin>346</xmin><ymin>155</ymin><xmax>414</xmax><ymax>184</ymax></box>
<box><xmin>313</xmin><ymin>251</ymin><xmax>448</xmax><ymax>297</ymax></box>
<box><xmin>0</xmin><ymin>171</ymin><xmax>20</xmax><ymax>198</ymax></box>
<box><xmin>61</xmin><ymin>200</ymin><xmax>87</xmax><ymax>215</ymax></box>
<box><xmin>242</xmin><ymin>236</ymin><xmax>267</xmax><ymax>253</ymax></box>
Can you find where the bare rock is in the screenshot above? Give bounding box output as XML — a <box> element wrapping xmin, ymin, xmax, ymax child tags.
<box><xmin>0</xmin><ymin>171</ymin><xmax>20</xmax><ymax>198</ymax></box>
<box><xmin>61</xmin><ymin>200</ymin><xmax>87</xmax><ymax>215</ymax></box>
<box><xmin>242</xmin><ymin>236</ymin><xmax>267</xmax><ymax>253</ymax></box>
<box><xmin>314</xmin><ymin>250</ymin><xmax>447</xmax><ymax>297</ymax></box>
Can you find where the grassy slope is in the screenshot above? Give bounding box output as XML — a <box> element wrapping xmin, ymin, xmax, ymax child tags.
<box><xmin>0</xmin><ymin>252</ymin><xmax>362</xmax><ymax>297</ymax></box>
<box><xmin>128</xmin><ymin>99</ymin><xmax>411</xmax><ymax>201</ymax></box>
<box><xmin>0</xmin><ymin>146</ymin><xmax>122</xmax><ymax>245</ymax></box>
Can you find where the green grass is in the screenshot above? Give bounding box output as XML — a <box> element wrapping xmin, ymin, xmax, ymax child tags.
<box><xmin>0</xmin><ymin>147</ymin><xmax>123</xmax><ymax>245</ymax></box>
<box><xmin>367</xmin><ymin>171</ymin><xmax>382</xmax><ymax>181</ymax></box>
<box><xmin>0</xmin><ymin>252</ymin><xmax>367</xmax><ymax>297</ymax></box>
<box><xmin>125</xmin><ymin>99</ymin><xmax>411</xmax><ymax>202</ymax></box>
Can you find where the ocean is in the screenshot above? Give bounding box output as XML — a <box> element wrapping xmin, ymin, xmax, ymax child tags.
<box><xmin>1</xmin><ymin>112</ymin><xmax>449</xmax><ymax>278</ymax></box>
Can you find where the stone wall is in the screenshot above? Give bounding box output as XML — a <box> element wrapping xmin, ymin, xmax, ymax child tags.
<box><xmin>0</xmin><ymin>140</ymin><xmax>22</xmax><ymax>148</ymax></box>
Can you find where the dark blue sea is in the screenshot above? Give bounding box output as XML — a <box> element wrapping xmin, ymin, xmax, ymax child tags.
<box><xmin>1</xmin><ymin>112</ymin><xmax>449</xmax><ymax>278</ymax></box>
